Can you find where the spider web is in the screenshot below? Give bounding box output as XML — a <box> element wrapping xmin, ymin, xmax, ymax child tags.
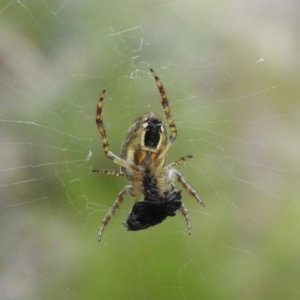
<box><xmin>1</xmin><ymin>1</ymin><xmax>300</xmax><ymax>299</ymax></box>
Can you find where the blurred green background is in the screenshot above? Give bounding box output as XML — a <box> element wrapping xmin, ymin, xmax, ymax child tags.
<box><xmin>1</xmin><ymin>0</ymin><xmax>300</xmax><ymax>299</ymax></box>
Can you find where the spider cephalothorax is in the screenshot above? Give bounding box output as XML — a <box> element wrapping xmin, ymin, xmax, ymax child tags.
<box><xmin>93</xmin><ymin>69</ymin><xmax>205</xmax><ymax>241</ymax></box>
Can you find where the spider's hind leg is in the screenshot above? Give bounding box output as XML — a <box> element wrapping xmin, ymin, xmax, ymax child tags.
<box><xmin>179</xmin><ymin>203</ymin><xmax>192</xmax><ymax>235</ymax></box>
<box><xmin>98</xmin><ymin>185</ymin><xmax>134</xmax><ymax>241</ymax></box>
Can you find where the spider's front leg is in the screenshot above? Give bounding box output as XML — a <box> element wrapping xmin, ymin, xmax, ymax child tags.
<box><xmin>151</xmin><ymin>69</ymin><xmax>177</xmax><ymax>162</ymax></box>
<box><xmin>96</xmin><ymin>89</ymin><xmax>111</xmax><ymax>159</ymax></box>
<box><xmin>96</xmin><ymin>89</ymin><xmax>139</xmax><ymax>171</ymax></box>
<box><xmin>98</xmin><ymin>185</ymin><xmax>134</xmax><ymax>241</ymax></box>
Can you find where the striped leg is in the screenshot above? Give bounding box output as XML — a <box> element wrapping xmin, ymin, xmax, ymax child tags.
<box><xmin>96</xmin><ymin>90</ymin><xmax>139</xmax><ymax>171</ymax></box>
<box><xmin>150</xmin><ymin>69</ymin><xmax>177</xmax><ymax>161</ymax></box>
<box><xmin>174</xmin><ymin>169</ymin><xmax>205</xmax><ymax>207</ymax></box>
<box><xmin>92</xmin><ymin>169</ymin><xmax>125</xmax><ymax>177</ymax></box>
<box><xmin>179</xmin><ymin>203</ymin><xmax>192</xmax><ymax>235</ymax></box>
<box><xmin>98</xmin><ymin>185</ymin><xmax>133</xmax><ymax>241</ymax></box>
<box><xmin>164</xmin><ymin>155</ymin><xmax>193</xmax><ymax>170</ymax></box>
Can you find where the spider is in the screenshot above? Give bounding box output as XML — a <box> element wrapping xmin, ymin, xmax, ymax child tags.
<box><xmin>93</xmin><ymin>69</ymin><xmax>205</xmax><ymax>241</ymax></box>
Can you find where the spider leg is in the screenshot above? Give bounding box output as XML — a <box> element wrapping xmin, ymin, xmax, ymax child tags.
<box><xmin>150</xmin><ymin>69</ymin><xmax>177</xmax><ymax>161</ymax></box>
<box><xmin>96</xmin><ymin>90</ymin><xmax>139</xmax><ymax>171</ymax></box>
<box><xmin>164</xmin><ymin>155</ymin><xmax>193</xmax><ymax>170</ymax></box>
<box><xmin>98</xmin><ymin>185</ymin><xmax>134</xmax><ymax>241</ymax></box>
<box><xmin>92</xmin><ymin>169</ymin><xmax>125</xmax><ymax>177</ymax></box>
<box><xmin>172</xmin><ymin>169</ymin><xmax>205</xmax><ymax>207</ymax></box>
<box><xmin>179</xmin><ymin>203</ymin><xmax>192</xmax><ymax>235</ymax></box>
